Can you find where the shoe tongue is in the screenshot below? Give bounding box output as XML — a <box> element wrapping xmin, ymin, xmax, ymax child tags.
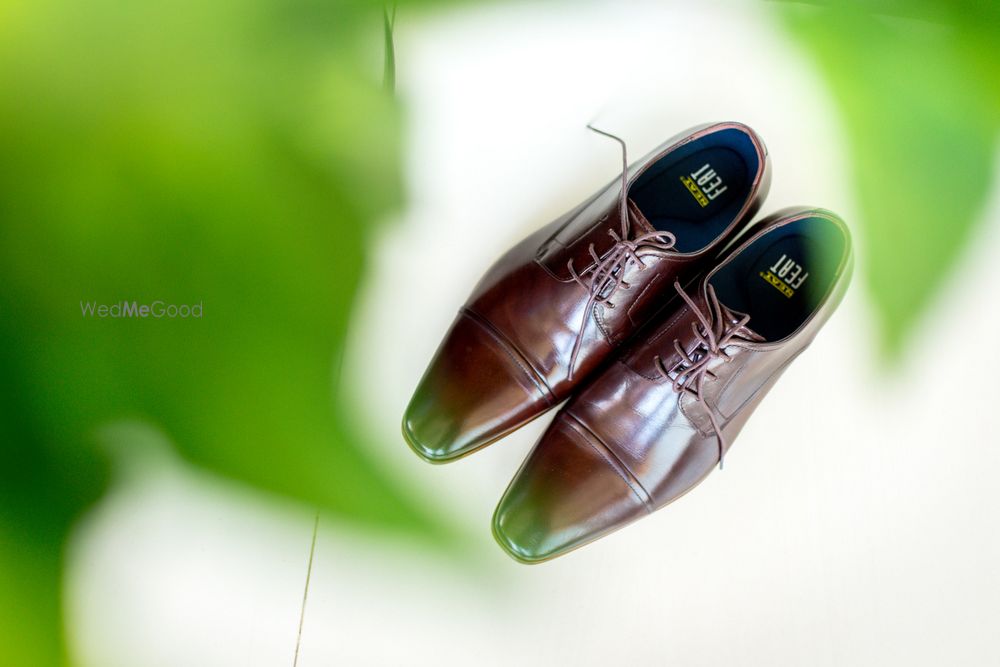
<box><xmin>717</xmin><ymin>301</ymin><xmax>766</xmax><ymax>343</ymax></box>
<box><xmin>625</xmin><ymin>198</ymin><xmax>656</xmax><ymax>234</ymax></box>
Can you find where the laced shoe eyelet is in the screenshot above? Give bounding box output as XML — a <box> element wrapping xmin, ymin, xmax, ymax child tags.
<box><xmin>652</xmin><ymin>281</ymin><xmax>756</xmax><ymax>471</ymax></box>
<box><xmin>567</xmin><ymin>125</ymin><xmax>681</xmax><ymax>381</ymax></box>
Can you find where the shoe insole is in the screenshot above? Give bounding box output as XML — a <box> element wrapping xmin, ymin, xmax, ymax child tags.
<box><xmin>709</xmin><ymin>217</ymin><xmax>847</xmax><ymax>342</ymax></box>
<box><xmin>629</xmin><ymin>146</ymin><xmax>751</xmax><ymax>253</ymax></box>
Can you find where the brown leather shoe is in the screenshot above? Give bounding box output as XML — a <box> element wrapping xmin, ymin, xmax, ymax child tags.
<box><xmin>493</xmin><ymin>207</ymin><xmax>853</xmax><ymax>562</ymax></box>
<box><xmin>403</xmin><ymin>122</ymin><xmax>771</xmax><ymax>462</ymax></box>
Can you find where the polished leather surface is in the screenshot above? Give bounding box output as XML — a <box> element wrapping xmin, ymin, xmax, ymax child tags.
<box><xmin>493</xmin><ymin>208</ymin><xmax>853</xmax><ymax>562</ymax></box>
<box><xmin>404</xmin><ymin>123</ymin><xmax>770</xmax><ymax>462</ymax></box>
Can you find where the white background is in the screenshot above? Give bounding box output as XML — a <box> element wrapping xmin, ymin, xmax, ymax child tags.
<box><xmin>67</xmin><ymin>2</ymin><xmax>1000</xmax><ymax>665</ymax></box>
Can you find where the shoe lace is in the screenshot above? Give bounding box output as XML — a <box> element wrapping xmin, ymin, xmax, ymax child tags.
<box><xmin>653</xmin><ymin>281</ymin><xmax>756</xmax><ymax>470</ymax></box>
<box><xmin>566</xmin><ymin>125</ymin><xmax>678</xmax><ymax>380</ymax></box>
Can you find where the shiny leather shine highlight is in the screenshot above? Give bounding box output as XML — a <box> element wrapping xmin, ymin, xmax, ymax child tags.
<box><xmin>493</xmin><ymin>208</ymin><xmax>854</xmax><ymax>562</ymax></box>
<box><xmin>403</xmin><ymin>123</ymin><xmax>771</xmax><ymax>462</ymax></box>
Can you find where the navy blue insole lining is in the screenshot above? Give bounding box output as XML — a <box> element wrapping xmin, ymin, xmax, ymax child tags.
<box><xmin>710</xmin><ymin>218</ymin><xmax>847</xmax><ymax>342</ymax></box>
<box><xmin>629</xmin><ymin>146</ymin><xmax>750</xmax><ymax>253</ymax></box>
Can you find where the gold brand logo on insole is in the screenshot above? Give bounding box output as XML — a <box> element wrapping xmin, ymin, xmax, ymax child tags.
<box><xmin>679</xmin><ymin>163</ymin><xmax>728</xmax><ymax>208</ymax></box>
<box><xmin>759</xmin><ymin>253</ymin><xmax>809</xmax><ymax>299</ymax></box>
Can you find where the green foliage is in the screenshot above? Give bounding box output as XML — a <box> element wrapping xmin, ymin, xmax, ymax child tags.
<box><xmin>0</xmin><ymin>1</ymin><xmax>452</xmax><ymax>664</ymax></box>
<box><xmin>384</xmin><ymin>5</ymin><xmax>398</xmax><ymax>93</ymax></box>
<box><xmin>779</xmin><ymin>1</ymin><xmax>1000</xmax><ymax>359</ymax></box>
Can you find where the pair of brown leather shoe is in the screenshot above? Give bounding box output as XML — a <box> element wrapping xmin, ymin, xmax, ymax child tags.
<box><xmin>403</xmin><ymin>122</ymin><xmax>853</xmax><ymax>563</ymax></box>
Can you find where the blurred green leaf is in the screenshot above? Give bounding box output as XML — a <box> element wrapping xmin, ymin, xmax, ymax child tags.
<box><xmin>779</xmin><ymin>1</ymin><xmax>1000</xmax><ymax>359</ymax></box>
<box><xmin>384</xmin><ymin>4</ymin><xmax>397</xmax><ymax>93</ymax></box>
<box><xmin>0</xmin><ymin>320</ymin><xmax>108</xmax><ymax>667</ymax></box>
<box><xmin>0</xmin><ymin>0</ymin><xmax>459</xmax><ymax>664</ymax></box>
